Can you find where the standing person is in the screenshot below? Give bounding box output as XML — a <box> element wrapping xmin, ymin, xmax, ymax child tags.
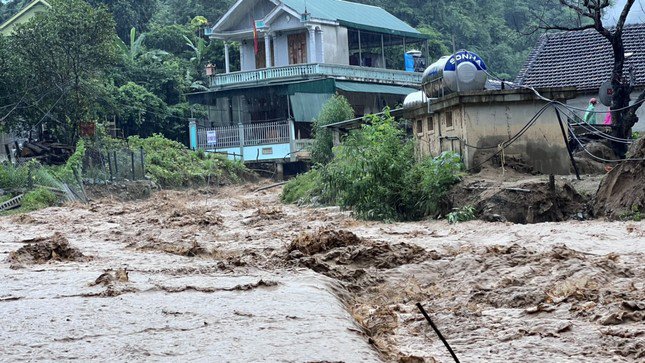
<box><xmin>583</xmin><ymin>98</ymin><xmax>598</xmax><ymax>124</ymax></box>
<box><xmin>603</xmin><ymin>110</ymin><xmax>612</xmax><ymax>125</ymax></box>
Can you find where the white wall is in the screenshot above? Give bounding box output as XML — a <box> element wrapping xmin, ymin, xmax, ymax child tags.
<box><xmin>273</xmin><ymin>33</ymin><xmax>289</xmax><ymax>67</ymax></box>
<box><xmin>240</xmin><ymin>42</ymin><xmax>256</xmax><ymax>71</ymax></box>
<box><xmin>322</xmin><ymin>25</ymin><xmax>349</xmax><ymax>65</ymax></box>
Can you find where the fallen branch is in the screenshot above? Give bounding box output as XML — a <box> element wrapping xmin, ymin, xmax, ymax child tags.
<box><xmin>254</xmin><ymin>182</ymin><xmax>288</xmax><ymax>193</ymax></box>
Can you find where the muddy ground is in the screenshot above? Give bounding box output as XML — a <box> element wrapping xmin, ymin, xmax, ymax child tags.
<box><xmin>0</xmin><ymin>183</ymin><xmax>643</xmax><ymax>362</ymax></box>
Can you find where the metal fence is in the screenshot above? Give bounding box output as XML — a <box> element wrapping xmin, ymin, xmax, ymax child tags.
<box><xmin>197</xmin><ymin>121</ymin><xmax>291</xmax><ymax>150</ymax></box>
<box><xmin>83</xmin><ymin>146</ymin><xmax>146</xmax><ymax>184</ymax></box>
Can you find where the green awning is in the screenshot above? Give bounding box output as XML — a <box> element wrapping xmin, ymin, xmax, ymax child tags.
<box><xmin>335</xmin><ymin>81</ymin><xmax>418</xmax><ymax>96</ymax></box>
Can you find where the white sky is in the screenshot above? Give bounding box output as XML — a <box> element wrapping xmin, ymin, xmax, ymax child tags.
<box><xmin>603</xmin><ymin>0</ymin><xmax>645</xmax><ymax>26</ymax></box>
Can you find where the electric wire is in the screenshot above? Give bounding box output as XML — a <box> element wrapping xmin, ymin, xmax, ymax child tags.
<box><xmin>485</xmin><ymin>70</ymin><xmax>645</xmax><ymax>113</ymax></box>
<box><xmin>567</xmin><ymin>122</ymin><xmax>645</xmax><ymax>163</ymax></box>
<box><xmin>555</xmin><ymin>105</ymin><xmax>635</xmax><ymax>144</ymax></box>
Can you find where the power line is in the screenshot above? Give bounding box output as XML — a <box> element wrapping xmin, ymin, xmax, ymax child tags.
<box><xmin>486</xmin><ymin>70</ymin><xmax>645</xmax><ymax>113</ymax></box>
<box><xmin>567</xmin><ymin>122</ymin><xmax>645</xmax><ymax>163</ymax></box>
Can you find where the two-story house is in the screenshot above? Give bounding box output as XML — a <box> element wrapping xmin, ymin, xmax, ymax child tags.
<box><xmin>188</xmin><ymin>0</ymin><xmax>429</xmax><ymax>167</ymax></box>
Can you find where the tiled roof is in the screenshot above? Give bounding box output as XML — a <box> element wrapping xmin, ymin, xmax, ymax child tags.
<box><xmin>281</xmin><ymin>0</ymin><xmax>424</xmax><ymax>38</ymax></box>
<box><xmin>516</xmin><ymin>23</ymin><xmax>645</xmax><ymax>91</ymax></box>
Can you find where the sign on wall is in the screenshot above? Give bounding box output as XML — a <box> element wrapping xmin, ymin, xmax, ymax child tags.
<box><xmin>207</xmin><ymin>130</ymin><xmax>217</xmax><ymax>145</ymax></box>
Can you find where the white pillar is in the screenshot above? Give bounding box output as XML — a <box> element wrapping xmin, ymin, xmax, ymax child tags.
<box><xmin>264</xmin><ymin>34</ymin><xmax>272</xmax><ymax>68</ymax></box>
<box><xmin>307</xmin><ymin>26</ymin><xmax>316</xmax><ymax>63</ymax></box>
<box><xmin>319</xmin><ymin>29</ymin><xmax>325</xmax><ymax>63</ymax></box>
<box><xmin>270</xmin><ymin>33</ymin><xmax>278</xmax><ymax>66</ymax></box>
<box><xmin>224</xmin><ymin>41</ymin><xmax>230</xmax><ymax>73</ymax></box>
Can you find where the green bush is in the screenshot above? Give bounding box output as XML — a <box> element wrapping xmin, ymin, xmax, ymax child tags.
<box><xmin>281</xmin><ymin>168</ymin><xmax>327</xmax><ymax>205</ymax></box>
<box><xmin>311</xmin><ymin>95</ymin><xmax>355</xmax><ymax>166</ymax></box>
<box><xmin>447</xmin><ymin>205</ymin><xmax>476</xmax><ymax>224</ymax></box>
<box><xmin>404</xmin><ymin>152</ymin><xmax>464</xmax><ymax>220</ymax></box>
<box><xmin>284</xmin><ymin>110</ymin><xmax>463</xmax><ymax>221</ymax></box>
<box><xmin>19</xmin><ymin>187</ymin><xmax>59</xmax><ymax>212</ymax></box>
<box><xmin>127</xmin><ymin>134</ymin><xmax>247</xmax><ymax>187</ymax></box>
<box><xmin>0</xmin><ymin>163</ymin><xmax>29</xmax><ymax>189</ymax></box>
<box><xmin>324</xmin><ymin>111</ymin><xmax>415</xmax><ymax>220</ymax></box>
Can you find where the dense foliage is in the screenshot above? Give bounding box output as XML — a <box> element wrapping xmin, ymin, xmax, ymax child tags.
<box><xmin>311</xmin><ymin>95</ymin><xmax>355</xmax><ymax>166</ymax></box>
<box><xmin>127</xmin><ymin>134</ymin><xmax>247</xmax><ymax>187</ymax></box>
<box><xmin>283</xmin><ymin>111</ymin><xmax>463</xmax><ymax>221</ymax></box>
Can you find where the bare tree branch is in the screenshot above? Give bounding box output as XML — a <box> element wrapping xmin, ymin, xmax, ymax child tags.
<box><xmin>616</xmin><ymin>0</ymin><xmax>636</xmax><ymax>35</ymax></box>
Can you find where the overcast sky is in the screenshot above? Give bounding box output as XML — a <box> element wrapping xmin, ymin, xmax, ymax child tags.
<box><xmin>603</xmin><ymin>0</ymin><xmax>645</xmax><ymax>26</ymax></box>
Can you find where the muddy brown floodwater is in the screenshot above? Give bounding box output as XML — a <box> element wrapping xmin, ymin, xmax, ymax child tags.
<box><xmin>1</xmin><ymin>183</ymin><xmax>643</xmax><ymax>362</ymax></box>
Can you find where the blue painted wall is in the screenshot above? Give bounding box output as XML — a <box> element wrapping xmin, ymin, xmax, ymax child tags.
<box><xmin>211</xmin><ymin>143</ymin><xmax>292</xmax><ymax>162</ymax></box>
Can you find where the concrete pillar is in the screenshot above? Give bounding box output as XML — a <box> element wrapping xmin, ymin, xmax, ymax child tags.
<box><xmin>189</xmin><ymin>119</ymin><xmax>198</xmax><ymax>150</ymax></box>
<box><xmin>238</xmin><ymin>122</ymin><xmax>245</xmax><ymax>161</ymax></box>
<box><xmin>224</xmin><ymin>41</ymin><xmax>230</xmax><ymax>73</ymax></box>
<box><xmin>307</xmin><ymin>26</ymin><xmax>316</xmax><ymax>63</ymax></box>
<box><xmin>264</xmin><ymin>34</ymin><xmax>272</xmax><ymax>68</ymax></box>
<box><xmin>319</xmin><ymin>29</ymin><xmax>325</xmax><ymax>63</ymax></box>
<box><xmin>276</xmin><ymin>162</ymin><xmax>284</xmax><ymax>181</ymax></box>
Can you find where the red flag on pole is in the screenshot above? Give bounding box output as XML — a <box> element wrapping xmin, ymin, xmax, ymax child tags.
<box><xmin>253</xmin><ymin>20</ymin><xmax>259</xmax><ymax>55</ymax></box>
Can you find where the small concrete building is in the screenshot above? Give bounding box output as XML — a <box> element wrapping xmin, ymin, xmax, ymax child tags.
<box><xmin>405</xmin><ymin>88</ymin><xmax>578</xmax><ymax>175</ymax></box>
<box><xmin>516</xmin><ymin>23</ymin><xmax>645</xmax><ymax>132</ymax></box>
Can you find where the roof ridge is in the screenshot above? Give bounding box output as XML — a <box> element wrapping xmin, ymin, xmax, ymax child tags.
<box><xmin>515</xmin><ymin>33</ymin><xmax>550</xmax><ymax>85</ymax></box>
<box><xmin>518</xmin><ymin>23</ymin><xmax>645</xmax><ymax>90</ymax></box>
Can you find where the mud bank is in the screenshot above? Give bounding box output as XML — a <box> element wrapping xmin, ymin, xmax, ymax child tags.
<box><xmin>1</xmin><ymin>184</ymin><xmax>644</xmax><ymax>361</ymax></box>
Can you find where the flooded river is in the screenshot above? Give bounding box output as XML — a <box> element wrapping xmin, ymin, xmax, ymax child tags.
<box><xmin>1</xmin><ymin>184</ymin><xmax>643</xmax><ymax>361</ymax></box>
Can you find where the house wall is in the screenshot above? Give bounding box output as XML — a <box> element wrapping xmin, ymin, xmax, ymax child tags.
<box><xmin>411</xmin><ymin>94</ymin><xmax>572</xmax><ymax>175</ymax></box>
<box><xmin>273</xmin><ymin>33</ymin><xmax>289</xmax><ymax>67</ymax></box>
<box><xmin>322</xmin><ymin>25</ymin><xmax>349</xmax><ymax>65</ymax></box>
<box><xmin>0</xmin><ymin>3</ymin><xmax>49</xmax><ymax>36</ymax></box>
<box><xmin>240</xmin><ymin>41</ymin><xmax>256</xmax><ymax>71</ymax></box>
<box><xmin>568</xmin><ymin>90</ymin><xmax>645</xmax><ymax>132</ymax></box>
<box><xmin>228</xmin><ymin>0</ymin><xmax>275</xmax><ymax>32</ymax></box>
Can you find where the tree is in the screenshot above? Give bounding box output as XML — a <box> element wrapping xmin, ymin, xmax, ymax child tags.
<box><xmin>8</xmin><ymin>0</ymin><xmax>118</xmax><ymax>144</ymax></box>
<box><xmin>537</xmin><ymin>0</ymin><xmax>645</xmax><ymax>156</ymax></box>
<box><xmin>86</xmin><ymin>0</ymin><xmax>158</xmax><ymax>42</ymax></box>
<box><xmin>310</xmin><ymin>95</ymin><xmax>355</xmax><ymax>166</ymax></box>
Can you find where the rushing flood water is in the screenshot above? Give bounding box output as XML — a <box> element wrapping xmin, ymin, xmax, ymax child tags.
<box><xmin>1</xmin><ymin>184</ymin><xmax>643</xmax><ymax>361</ymax></box>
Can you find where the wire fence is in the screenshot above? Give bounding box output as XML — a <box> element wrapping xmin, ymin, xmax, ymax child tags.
<box><xmin>83</xmin><ymin>146</ymin><xmax>146</xmax><ymax>184</ymax></box>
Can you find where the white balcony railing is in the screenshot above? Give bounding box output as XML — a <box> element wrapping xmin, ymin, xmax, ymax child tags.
<box><xmin>197</xmin><ymin>121</ymin><xmax>291</xmax><ymax>150</ymax></box>
<box><xmin>210</xmin><ymin>63</ymin><xmax>422</xmax><ymax>88</ymax></box>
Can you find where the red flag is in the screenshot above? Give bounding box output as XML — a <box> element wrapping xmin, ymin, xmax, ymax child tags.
<box><xmin>253</xmin><ymin>20</ymin><xmax>259</xmax><ymax>55</ymax></box>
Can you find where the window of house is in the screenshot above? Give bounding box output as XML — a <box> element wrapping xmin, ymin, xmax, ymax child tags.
<box><xmin>445</xmin><ymin>111</ymin><xmax>453</xmax><ymax>128</ymax></box>
<box><xmin>427</xmin><ymin>116</ymin><xmax>434</xmax><ymax>133</ymax></box>
<box><xmin>416</xmin><ymin>119</ymin><xmax>423</xmax><ymax>135</ymax></box>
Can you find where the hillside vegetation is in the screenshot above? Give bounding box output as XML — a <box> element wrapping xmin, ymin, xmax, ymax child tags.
<box><xmin>0</xmin><ymin>0</ymin><xmax>569</xmax><ymax>146</ymax></box>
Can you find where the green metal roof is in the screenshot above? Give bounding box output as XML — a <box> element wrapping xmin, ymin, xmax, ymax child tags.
<box><xmin>335</xmin><ymin>81</ymin><xmax>418</xmax><ymax>96</ymax></box>
<box><xmin>280</xmin><ymin>0</ymin><xmax>426</xmax><ymax>39</ymax></box>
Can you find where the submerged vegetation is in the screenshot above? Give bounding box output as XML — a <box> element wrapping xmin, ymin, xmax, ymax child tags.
<box><xmin>283</xmin><ymin>107</ymin><xmax>463</xmax><ymax>221</ymax></box>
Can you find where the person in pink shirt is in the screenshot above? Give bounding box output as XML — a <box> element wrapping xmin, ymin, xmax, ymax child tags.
<box><xmin>603</xmin><ymin>111</ymin><xmax>612</xmax><ymax>125</ymax></box>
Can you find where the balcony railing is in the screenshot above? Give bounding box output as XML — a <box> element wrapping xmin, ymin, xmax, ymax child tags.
<box><xmin>197</xmin><ymin>121</ymin><xmax>291</xmax><ymax>150</ymax></box>
<box><xmin>209</xmin><ymin>63</ymin><xmax>423</xmax><ymax>88</ymax></box>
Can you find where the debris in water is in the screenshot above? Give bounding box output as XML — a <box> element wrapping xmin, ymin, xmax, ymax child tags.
<box><xmin>91</xmin><ymin>268</ymin><xmax>129</xmax><ymax>286</ymax></box>
<box><xmin>8</xmin><ymin>233</ymin><xmax>88</xmax><ymax>266</ymax></box>
<box><xmin>288</xmin><ymin>229</ymin><xmax>362</xmax><ymax>255</ymax></box>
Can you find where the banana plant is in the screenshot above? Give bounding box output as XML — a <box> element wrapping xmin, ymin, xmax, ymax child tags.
<box><xmin>183</xmin><ymin>35</ymin><xmax>206</xmax><ymax>67</ymax></box>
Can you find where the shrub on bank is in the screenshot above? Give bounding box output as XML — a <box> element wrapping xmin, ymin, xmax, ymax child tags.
<box><xmin>127</xmin><ymin>134</ymin><xmax>247</xmax><ymax>187</ymax></box>
<box><xmin>281</xmin><ymin>168</ymin><xmax>327</xmax><ymax>205</ymax></box>
<box><xmin>282</xmin><ymin>111</ymin><xmax>463</xmax><ymax>221</ymax></box>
